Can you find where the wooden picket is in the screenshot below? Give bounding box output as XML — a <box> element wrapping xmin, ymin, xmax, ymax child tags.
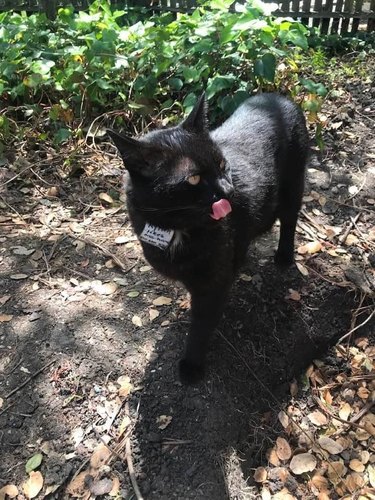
<box><xmin>0</xmin><ymin>0</ymin><xmax>373</xmax><ymax>33</ymax></box>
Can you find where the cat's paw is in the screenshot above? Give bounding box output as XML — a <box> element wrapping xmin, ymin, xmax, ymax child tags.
<box><xmin>179</xmin><ymin>358</ymin><xmax>205</xmax><ymax>385</ymax></box>
<box><xmin>274</xmin><ymin>250</ymin><xmax>294</xmax><ymax>267</ymax></box>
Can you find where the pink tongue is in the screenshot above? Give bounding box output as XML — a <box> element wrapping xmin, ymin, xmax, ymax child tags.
<box><xmin>210</xmin><ymin>199</ymin><xmax>232</xmax><ymax>220</ymax></box>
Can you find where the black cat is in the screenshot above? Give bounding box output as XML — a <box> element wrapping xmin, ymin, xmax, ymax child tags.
<box><xmin>108</xmin><ymin>93</ymin><xmax>309</xmax><ymax>384</ymax></box>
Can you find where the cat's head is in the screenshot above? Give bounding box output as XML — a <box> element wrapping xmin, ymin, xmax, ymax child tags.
<box><xmin>108</xmin><ymin>94</ymin><xmax>233</xmax><ymax>229</ymax></box>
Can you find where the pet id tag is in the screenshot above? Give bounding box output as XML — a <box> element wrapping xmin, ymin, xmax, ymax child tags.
<box><xmin>139</xmin><ymin>223</ymin><xmax>174</xmax><ymax>250</ymax></box>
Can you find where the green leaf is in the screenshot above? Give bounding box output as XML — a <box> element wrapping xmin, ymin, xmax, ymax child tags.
<box><xmin>25</xmin><ymin>453</ymin><xmax>43</xmax><ymax>473</ymax></box>
<box><xmin>261</xmin><ymin>52</ymin><xmax>276</xmax><ymax>82</ymax></box>
<box><xmin>54</xmin><ymin>128</ymin><xmax>71</xmax><ymax>145</ymax></box>
<box><xmin>168</xmin><ymin>77</ymin><xmax>183</xmax><ymax>91</ymax></box>
<box><xmin>208</xmin><ymin>0</ymin><xmax>234</xmax><ymax>10</ymax></box>
<box><xmin>300</xmin><ymin>78</ymin><xmax>328</xmax><ymax>97</ymax></box>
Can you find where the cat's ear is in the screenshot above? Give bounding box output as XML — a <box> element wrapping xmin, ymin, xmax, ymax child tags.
<box><xmin>107</xmin><ymin>129</ymin><xmax>160</xmax><ymax>176</ymax></box>
<box><xmin>180</xmin><ymin>93</ymin><xmax>208</xmax><ymax>133</ymax></box>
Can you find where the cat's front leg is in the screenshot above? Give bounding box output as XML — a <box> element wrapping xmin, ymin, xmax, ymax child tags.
<box><xmin>179</xmin><ymin>286</ymin><xmax>230</xmax><ymax>385</ymax></box>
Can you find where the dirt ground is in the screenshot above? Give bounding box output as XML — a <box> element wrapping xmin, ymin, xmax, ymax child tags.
<box><xmin>0</xmin><ymin>55</ymin><xmax>374</xmax><ymax>499</ymax></box>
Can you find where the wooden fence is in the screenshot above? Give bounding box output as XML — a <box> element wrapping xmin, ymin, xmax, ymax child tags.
<box><xmin>0</xmin><ymin>0</ymin><xmax>373</xmax><ymax>33</ymax></box>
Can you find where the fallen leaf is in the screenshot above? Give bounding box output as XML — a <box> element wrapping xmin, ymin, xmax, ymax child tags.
<box><xmin>286</xmin><ymin>289</ymin><xmax>301</xmax><ymax>301</ymax></box>
<box><xmin>296</xmin><ymin>262</ymin><xmax>309</xmax><ymax>276</ymax></box>
<box><xmin>0</xmin><ymin>295</ymin><xmax>11</xmax><ymax>306</ymax></box>
<box><xmin>23</xmin><ymin>471</ymin><xmax>44</xmax><ymax>499</ymax></box>
<box><xmin>0</xmin><ymin>485</ymin><xmax>18</xmax><ymax>499</ymax></box>
<box><xmin>139</xmin><ymin>265</ymin><xmax>151</xmax><ymax>272</ymax></box>
<box><xmin>278</xmin><ymin>410</ymin><xmax>289</xmax><ymax>429</ymax></box>
<box><xmin>91</xmin><ymin>281</ymin><xmax>118</xmax><ymax>295</ymax></box>
<box><xmin>297</xmin><ymin>241</ymin><xmax>322</xmax><ymax>255</ymax></box>
<box><xmin>99</xmin><ymin>192</ymin><xmax>114</xmax><ymax>204</ymax></box>
<box><xmin>344</xmin><ymin>472</ymin><xmax>365</xmax><ymax>493</ymax></box>
<box><xmin>109</xmin><ymin>475</ymin><xmax>120</xmax><ymax>496</ymax></box>
<box><xmin>44</xmin><ymin>484</ymin><xmax>60</xmax><ymax>495</ymax></box>
<box><xmin>307</xmin><ymin>410</ymin><xmax>327</xmax><ymax>426</ymax></box>
<box><xmin>12</xmin><ymin>246</ymin><xmax>35</xmax><ymax>256</ymax></box>
<box><xmin>156</xmin><ymin>414</ymin><xmax>172</xmax><ymax>430</ymax></box>
<box><xmin>360</xmin><ymin>450</ymin><xmax>370</xmax><ymax>464</ymax></box>
<box><xmin>0</xmin><ymin>314</ymin><xmax>13</xmax><ymax>322</ymax></box>
<box><xmin>90</xmin><ymin>443</ymin><xmax>111</xmax><ymax>469</ymax></box>
<box><xmin>89</xmin><ymin>478</ymin><xmax>113</xmax><ymax>496</ymax></box>
<box><xmin>268</xmin><ymin>448</ymin><xmax>281</xmax><ymax>466</ymax></box>
<box><xmin>323</xmin><ymin>389</ymin><xmax>333</xmax><ymax>405</ymax></box>
<box><xmin>318</xmin><ymin>436</ymin><xmax>344</xmax><ymax>455</ymax></box>
<box><xmin>115</xmin><ymin>235</ymin><xmax>136</xmax><ymax>244</ymax></box>
<box><xmin>239</xmin><ymin>273</ymin><xmax>252</xmax><ymax>282</ymax></box>
<box><xmin>69</xmin><ymin>222</ymin><xmax>84</xmax><ymax>234</ymax></box>
<box><xmin>0</xmin><ymin>398</ymin><xmax>3</xmax><ymax>409</ymax></box>
<box><xmin>276</xmin><ymin>437</ymin><xmax>292</xmax><ymax>461</ymax></box>
<box><xmin>368</xmin><ymin>464</ymin><xmax>375</xmax><ymax>488</ymax></box>
<box><xmin>132</xmin><ymin>315</ymin><xmax>143</xmax><ymax>327</ymax></box>
<box><xmin>289</xmin><ymin>453</ymin><xmax>317</xmax><ymax>475</ymax></box>
<box><xmin>309</xmin><ymin>473</ymin><xmax>329</xmax><ymax>492</ymax></box>
<box><xmin>153</xmin><ymin>296</ymin><xmax>172</xmax><ymax>306</ymax></box>
<box><xmin>66</xmin><ymin>471</ymin><xmax>89</xmax><ymax>497</ymax></box>
<box><xmin>10</xmin><ymin>273</ymin><xmax>28</xmax><ymax>280</ymax></box>
<box><xmin>349</xmin><ymin>459</ymin><xmax>365</xmax><ymax>473</ymax></box>
<box><xmin>357</xmin><ymin>386</ymin><xmax>369</xmax><ymax>400</ymax></box>
<box><xmin>290</xmin><ymin>380</ymin><xmax>298</xmax><ymax>397</ymax></box>
<box><xmin>254</xmin><ymin>466</ymin><xmax>268</xmax><ymax>483</ymax></box>
<box><xmin>118</xmin><ymin>415</ymin><xmax>131</xmax><ymax>438</ymax></box>
<box><xmin>127</xmin><ymin>291</ymin><xmax>139</xmax><ymax>298</ymax></box>
<box><xmin>327</xmin><ymin>461</ymin><xmax>347</xmax><ymax>484</ymax></box>
<box><xmin>345</xmin><ymin>234</ymin><xmax>359</xmax><ymax>246</ymax></box>
<box><xmin>338</xmin><ymin>402</ymin><xmax>352</xmax><ymax>421</ymax></box>
<box><xmin>117</xmin><ymin>375</ymin><xmax>133</xmax><ymax>397</ymax></box>
<box><xmin>149</xmin><ymin>309</ymin><xmax>159</xmax><ymax>321</ymax></box>
<box><xmin>261</xmin><ymin>487</ymin><xmax>271</xmax><ymax>500</ymax></box>
<box><xmin>25</xmin><ymin>453</ymin><xmax>43</xmax><ymax>473</ymax></box>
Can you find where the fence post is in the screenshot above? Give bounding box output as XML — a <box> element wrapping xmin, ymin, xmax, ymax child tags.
<box><xmin>41</xmin><ymin>0</ymin><xmax>57</xmax><ymax>20</ymax></box>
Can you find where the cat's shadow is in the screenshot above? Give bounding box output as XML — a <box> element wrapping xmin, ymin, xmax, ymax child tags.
<box><xmin>132</xmin><ymin>240</ymin><xmax>353</xmax><ymax>499</ymax></box>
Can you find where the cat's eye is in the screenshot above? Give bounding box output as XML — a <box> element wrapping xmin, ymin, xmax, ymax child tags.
<box><xmin>220</xmin><ymin>159</ymin><xmax>226</xmax><ymax>170</ymax></box>
<box><xmin>187</xmin><ymin>175</ymin><xmax>201</xmax><ymax>185</ymax></box>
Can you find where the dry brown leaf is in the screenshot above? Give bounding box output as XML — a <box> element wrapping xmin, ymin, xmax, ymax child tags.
<box><xmin>345</xmin><ymin>234</ymin><xmax>359</xmax><ymax>246</ymax></box>
<box><xmin>323</xmin><ymin>389</ymin><xmax>333</xmax><ymax>405</ymax></box>
<box><xmin>357</xmin><ymin>386</ymin><xmax>370</xmax><ymax>400</ymax></box>
<box><xmin>297</xmin><ymin>241</ymin><xmax>322</xmax><ymax>255</ymax></box>
<box><xmin>344</xmin><ymin>472</ymin><xmax>365</xmax><ymax>493</ymax></box>
<box><xmin>276</xmin><ymin>437</ymin><xmax>292</xmax><ymax>461</ymax></box>
<box><xmin>278</xmin><ymin>410</ymin><xmax>289</xmax><ymax>429</ymax></box>
<box><xmin>118</xmin><ymin>415</ymin><xmax>131</xmax><ymax>438</ymax></box>
<box><xmin>290</xmin><ymin>380</ymin><xmax>298</xmax><ymax>397</ymax></box>
<box><xmin>90</xmin><ymin>443</ymin><xmax>111</xmax><ymax>469</ymax></box>
<box><xmin>0</xmin><ymin>314</ymin><xmax>13</xmax><ymax>322</ymax></box>
<box><xmin>91</xmin><ymin>281</ymin><xmax>118</xmax><ymax>296</ymax></box>
<box><xmin>261</xmin><ymin>487</ymin><xmax>271</xmax><ymax>500</ymax></box>
<box><xmin>99</xmin><ymin>192</ymin><xmax>114</xmax><ymax>204</ymax></box>
<box><xmin>327</xmin><ymin>461</ymin><xmax>347</xmax><ymax>484</ymax></box>
<box><xmin>117</xmin><ymin>376</ymin><xmax>132</xmax><ymax>398</ymax></box>
<box><xmin>338</xmin><ymin>402</ymin><xmax>352</xmax><ymax>421</ymax></box>
<box><xmin>310</xmin><ymin>473</ymin><xmax>329</xmax><ymax>492</ymax></box>
<box><xmin>360</xmin><ymin>450</ymin><xmax>370</xmax><ymax>464</ymax></box>
<box><xmin>89</xmin><ymin>478</ymin><xmax>113</xmax><ymax>496</ymax></box>
<box><xmin>254</xmin><ymin>466</ymin><xmax>268</xmax><ymax>483</ymax></box>
<box><xmin>66</xmin><ymin>471</ymin><xmax>90</xmax><ymax>497</ymax></box>
<box><xmin>349</xmin><ymin>459</ymin><xmax>365</xmax><ymax>473</ymax></box>
<box><xmin>368</xmin><ymin>465</ymin><xmax>375</xmax><ymax>488</ymax></box>
<box><xmin>307</xmin><ymin>410</ymin><xmax>327</xmax><ymax>426</ymax></box>
<box><xmin>0</xmin><ymin>295</ymin><xmax>11</xmax><ymax>306</ymax></box>
<box><xmin>296</xmin><ymin>262</ymin><xmax>309</xmax><ymax>276</ymax></box>
<box><xmin>318</xmin><ymin>436</ymin><xmax>344</xmax><ymax>455</ymax></box>
<box><xmin>152</xmin><ymin>296</ymin><xmax>172</xmax><ymax>306</ymax></box>
<box><xmin>149</xmin><ymin>309</ymin><xmax>160</xmax><ymax>322</ymax></box>
<box><xmin>131</xmin><ymin>315</ymin><xmax>143</xmax><ymax>327</ymax></box>
<box><xmin>286</xmin><ymin>289</ymin><xmax>301</xmax><ymax>301</ymax></box>
<box><xmin>317</xmin><ymin>491</ymin><xmax>331</xmax><ymax>500</ymax></box>
<box><xmin>290</xmin><ymin>453</ymin><xmax>317</xmax><ymax>475</ymax></box>
<box><xmin>0</xmin><ymin>485</ymin><xmax>18</xmax><ymax>499</ymax></box>
<box><xmin>23</xmin><ymin>471</ymin><xmax>44</xmax><ymax>499</ymax></box>
<box><xmin>109</xmin><ymin>475</ymin><xmax>120</xmax><ymax>497</ymax></box>
<box><xmin>268</xmin><ymin>448</ymin><xmax>281</xmax><ymax>466</ymax></box>
<box><xmin>156</xmin><ymin>414</ymin><xmax>172</xmax><ymax>430</ymax></box>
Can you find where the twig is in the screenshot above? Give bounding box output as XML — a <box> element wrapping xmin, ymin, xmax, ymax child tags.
<box><xmin>0</xmin><ymin>401</ymin><xmax>16</xmax><ymax>417</ymax></box>
<box><xmin>338</xmin><ymin>213</ymin><xmax>361</xmax><ymax>244</ymax></box>
<box><xmin>69</xmin><ymin>234</ymin><xmax>132</xmax><ymax>272</ymax></box>
<box><xmin>125</xmin><ymin>401</ymin><xmax>144</xmax><ymax>500</ymax></box>
<box><xmin>336</xmin><ymin>308</ymin><xmax>375</xmax><ymax>345</ymax></box>
<box><xmin>5</xmin><ymin>359</ymin><xmax>56</xmax><ymax>399</ymax></box>
<box><xmin>349</xmin><ymin>401</ymin><xmax>374</xmax><ymax>424</ymax></box>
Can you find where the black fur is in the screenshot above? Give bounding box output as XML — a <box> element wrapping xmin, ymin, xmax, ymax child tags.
<box><xmin>108</xmin><ymin>93</ymin><xmax>309</xmax><ymax>384</ymax></box>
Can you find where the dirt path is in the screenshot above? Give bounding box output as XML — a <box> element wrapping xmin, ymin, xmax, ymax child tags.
<box><xmin>0</xmin><ymin>57</ymin><xmax>374</xmax><ymax>499</ymax></box>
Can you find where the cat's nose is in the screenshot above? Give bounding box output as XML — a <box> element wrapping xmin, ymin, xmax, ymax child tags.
<box><xmin>216</xmin><ymin>178</ymin><xmax>234</xmax><ymax>199</ymax></box>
